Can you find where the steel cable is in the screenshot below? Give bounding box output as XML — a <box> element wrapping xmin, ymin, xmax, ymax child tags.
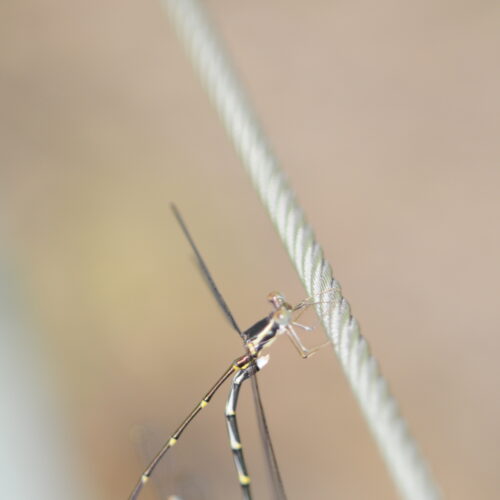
<box><xmin>161</xmin><ymin>1</ymin><xmax>441</xmax><ymax>498</ymax></box>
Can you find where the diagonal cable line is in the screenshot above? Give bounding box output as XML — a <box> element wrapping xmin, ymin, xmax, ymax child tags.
<box><xmin>161</xmin><ymin>1</ymin><xmax>440</xmax><ymax>498</ymax></box>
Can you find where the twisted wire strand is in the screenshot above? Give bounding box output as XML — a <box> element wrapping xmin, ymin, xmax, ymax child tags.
<box><xmin>162</xmin><ymin>1</ymin><xmax>440</xmax><ymax>498</ymax></box>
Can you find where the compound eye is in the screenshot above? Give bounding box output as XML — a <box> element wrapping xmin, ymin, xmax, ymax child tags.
<box><xmin>267</xmin><ymin>291</ymin><xmax>285</xmax><ymax>308</ymax></box>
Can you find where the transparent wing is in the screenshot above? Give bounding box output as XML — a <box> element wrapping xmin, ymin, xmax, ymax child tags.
<box><xmin>131</xmin><ymin>425</ymin><xmax>205</xmax><ymax>500</ymax></box>
<box><xmin>251</xmin><ymin>374</ymin><xmax>287</xmax><ymax>500</ymax></box>
<box><xmin>130</xmin><ymin>425</ymin><xmax>176</xmax><ymax>499</ymax></box>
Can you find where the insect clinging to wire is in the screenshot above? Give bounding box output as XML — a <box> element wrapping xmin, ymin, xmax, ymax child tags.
<box><xmin>129</xmin><ymin>205</ymin><xmax>334</xmax><ymax>500</ymax></box>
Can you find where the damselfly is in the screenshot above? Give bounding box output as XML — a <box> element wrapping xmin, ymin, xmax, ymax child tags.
<box><xmin>129</xmin><ymin>205</ymin><xmax>333</xmax><ymax>500</ymax></box>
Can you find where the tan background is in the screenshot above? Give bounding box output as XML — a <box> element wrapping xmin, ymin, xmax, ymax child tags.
<box><xmin>1</xmin><ymin>1</ymin><xmax>499</xmax><ymax>499</ymax></box>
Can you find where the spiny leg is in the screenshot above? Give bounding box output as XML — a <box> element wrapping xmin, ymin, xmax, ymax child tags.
<box><xmin>294</xmin><ymin>286</ymin><xmax>339</xmax><ymax>311</ymax></box>
<box><xmin>129</xmin><ymin>363</ymin><xmax>237</xmax><ymax>500</ymax></box>
<box><xmin>226</xmin><ymin>366</ymin><xmax>255</xmax><ymax>500</ymax></box>
<box><xmin>286</xmin><ymin>324</ymin><xmax>330</xmax><ymax>359</ymax></box>
<box><xmin>292</xmin><ymin>321</ymin><xmax>313</xmax><ymax>331</ymax></box>
<box><xmin>292</xmin><ymin>299</ymin><xmax>337</xmax><ymax>324</ymax></box>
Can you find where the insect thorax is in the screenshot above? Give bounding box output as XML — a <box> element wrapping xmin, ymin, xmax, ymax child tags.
<box><xmin>243</xmin><ymin>316</ymin><xmax>279</xmax><ymax>343</ymax></box>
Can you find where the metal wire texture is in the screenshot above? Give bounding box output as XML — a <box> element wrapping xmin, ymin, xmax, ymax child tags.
<box><xmin>161</xmin><ymin>0</ymin><xmax>441</xmax><ymax>498</ymax></box>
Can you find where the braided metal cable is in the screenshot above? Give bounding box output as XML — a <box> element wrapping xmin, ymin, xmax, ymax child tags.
<box><xmin>162</xmin><ymin>0</ymin><xmax>440</xmax><ymax>498</ymax></box>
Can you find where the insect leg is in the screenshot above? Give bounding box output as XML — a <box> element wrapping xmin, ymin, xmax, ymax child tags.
<box><xmin>285</xmin><ymin>324</ymin><xmax>330</xmax><ymax>359</ymax></box>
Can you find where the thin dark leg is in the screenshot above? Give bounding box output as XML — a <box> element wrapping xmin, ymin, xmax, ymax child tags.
<box><xmin>226</xmin><ymin>367</ymin><xmax>254</xmax><ymax>500</ymax></box>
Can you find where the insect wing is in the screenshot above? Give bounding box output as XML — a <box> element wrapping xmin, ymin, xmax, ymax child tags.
<box><xmin>170</xmin><ymin>203</ymin><xmax>244</xmax><ymax>339</ymax></box>
<box><xmin>251</xmin><ymin>374</ymin><xmax>288</xmax><ymax>500</ymax></box>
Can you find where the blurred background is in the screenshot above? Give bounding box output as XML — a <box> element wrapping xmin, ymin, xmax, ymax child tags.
<box><xmin>1</xmin><ymin>1</ymin><xmax>499</xmax><ymax>499</ymax></box>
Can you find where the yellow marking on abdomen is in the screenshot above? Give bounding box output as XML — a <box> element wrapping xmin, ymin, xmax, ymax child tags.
<box><xmin>141</xmin><ymin>474</ymin><xmax>149</xmax><ymax>484</ymax></box>
<box><xmin>200</xmin><ymin>400</ymin><xmax>208</xmax><ymax>408</ymax></box>
<box><xmin>230</xmin><ymin>439</ymin><xmax>242</xmax><ymax>450</ymax></box>
<box><xmin>239</xmin><ymin>474</ymin><xmax>251</xmax><ymax>485</ymax></box>
<box><xmin>168</xmin><ymin>437</ymin><xmax>177</xmax><ymax>446</ymax></box>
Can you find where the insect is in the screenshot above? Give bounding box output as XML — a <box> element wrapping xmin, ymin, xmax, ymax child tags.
<box><xmin>129</xmin><ymin>205</ymin><xmax>333</xmax><ymax>500</ymax></box>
